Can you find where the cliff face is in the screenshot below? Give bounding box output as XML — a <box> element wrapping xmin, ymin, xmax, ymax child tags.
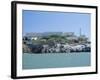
<box><xmin>23</xmin><ymin>44</ymin><xmax>31</xmax><ymax>53</ymax></box>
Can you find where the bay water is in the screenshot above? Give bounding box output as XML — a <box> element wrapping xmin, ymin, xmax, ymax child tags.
<box><xmin>23</xmin><ymin>52</ymin><xmax>90</xmax><ymax>69</ymax></box>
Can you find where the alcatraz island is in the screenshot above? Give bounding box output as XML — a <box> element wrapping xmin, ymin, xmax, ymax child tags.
<box><xmin>23</xmin><ymin>31</ymin><xmax>91</xmax><ymax>53</ymax></box>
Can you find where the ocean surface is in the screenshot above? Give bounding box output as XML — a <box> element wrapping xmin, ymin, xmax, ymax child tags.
<box><xmin>22</xmin><ymin>52</ymin><xmax>90</xmax><ymax>69</ymax></box>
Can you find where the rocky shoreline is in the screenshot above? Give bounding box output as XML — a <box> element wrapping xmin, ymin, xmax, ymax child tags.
<box><xmin>23</xmin><ymin>43</ymin><xmax>90</xmax><ymax>53</ymax></box>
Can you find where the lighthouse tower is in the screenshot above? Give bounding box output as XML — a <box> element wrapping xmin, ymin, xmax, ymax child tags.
<box><xmin>80</xmin><ymin>28</ymin><xmax>82</xmax><ymax>36</ymax></box>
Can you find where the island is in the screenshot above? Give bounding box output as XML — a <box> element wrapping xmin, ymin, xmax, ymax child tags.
<box><xmin>23</xmin><ymin>32</ymin><xmax>91</xmax><ymax>53</ymax></box>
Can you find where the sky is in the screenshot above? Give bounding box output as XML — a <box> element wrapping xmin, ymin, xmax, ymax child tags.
<box><xmin>22</xmin><ymin>10</ymin><xmax>91</xmax><ymax>38</ymax></box>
